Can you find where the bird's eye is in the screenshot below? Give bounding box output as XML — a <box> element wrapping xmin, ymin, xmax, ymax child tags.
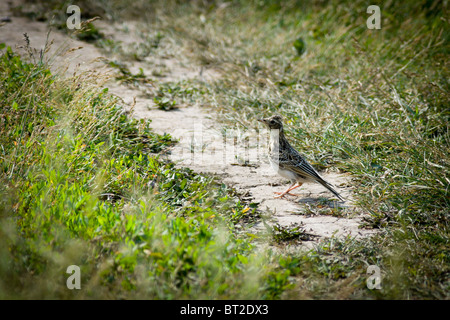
<box><xmin>270</xmin><ymin>120</ymin><xmax>275</xmax><ymax>124</ymax></box>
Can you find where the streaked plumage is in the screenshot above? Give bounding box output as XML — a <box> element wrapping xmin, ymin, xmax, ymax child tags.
<box><xmin>258</xmin><ymin>115</ymin><xmax>344</xmax><ymax>201</ymax></box>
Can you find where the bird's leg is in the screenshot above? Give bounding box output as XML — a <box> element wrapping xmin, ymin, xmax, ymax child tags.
<box><xmin>286</xmin><ymin>182</ymin><xmax>302</xmax><ymax>193</ymax></box>
<box><xmin>274</xmin><ymin>182</ymin><xmax>295</xmax><ymax>198</ymax></box>
<box><xmin>274</xmin><ymin>182</ymin><xmax>303</xmax><ymax>198</ymax></box>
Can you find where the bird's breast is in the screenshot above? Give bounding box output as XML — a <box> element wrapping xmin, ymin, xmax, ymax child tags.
<box><xmin>268</xmin><ymin>131</ymin><xmax>279</xmax><ymax>154</ymax></box>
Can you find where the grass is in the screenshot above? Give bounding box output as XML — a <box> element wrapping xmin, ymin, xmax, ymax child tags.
<box><xmin>272</xmin><ymin>223</ymin><xmax>316</xmax><ymax>243</ymax></box>
<box><xmin>2</xmin><ymin>0</ymin><xmax>449</xmax><ymax>299</ymax></box>
<box><xmin>0</xmin><ymin>43</ymin><xmax>283</xmax><ymax>299</ymax></box>
<box><xmin>104</xmin><ymin>0</ymin><xmax>447</xmax><ymax>299</ymax></box>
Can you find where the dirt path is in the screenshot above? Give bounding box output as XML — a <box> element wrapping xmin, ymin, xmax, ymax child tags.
<box><xmin>1</xmin><ymin>3</ymin><xmax>376</xmax><ymax>248</ymax></box>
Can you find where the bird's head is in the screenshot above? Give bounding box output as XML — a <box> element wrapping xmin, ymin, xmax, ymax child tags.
<box><xmin>258</xmin><ymin>115</ymin><xmax>284</xmax><ymax>130</ymax></box>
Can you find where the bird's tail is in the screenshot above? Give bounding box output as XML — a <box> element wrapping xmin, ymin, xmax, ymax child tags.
<box><xmin>319</xmin><ymin>180</ymin><xmax>345</xmax><ymax>201</ymax></box>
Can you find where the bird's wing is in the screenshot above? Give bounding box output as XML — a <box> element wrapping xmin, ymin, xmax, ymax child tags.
<box><xmin>277</xmin><ymin>147</ymin><xmax>344</xmax><ymax>200</ymax></box>
<box><xmin>277</xmin><ymin>147</ymin><xmax>326</xmax><ymax>183</ymax></box>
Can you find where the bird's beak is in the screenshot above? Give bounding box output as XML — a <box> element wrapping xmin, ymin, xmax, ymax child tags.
<box><xmin>258</xmin><ymin>118</ymin><xmax>265</xmax><ymax>123</ymax></box>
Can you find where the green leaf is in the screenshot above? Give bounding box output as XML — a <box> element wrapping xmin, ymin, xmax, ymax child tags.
<box><xmin>293</xmin><ymin>37</ymin><xmax>306</xmax><ymax>56</ymax></box>
<box><xmin>180</xmin><ymin>178</ymin><xmax>187</xmax><ymax>189</ymax></box>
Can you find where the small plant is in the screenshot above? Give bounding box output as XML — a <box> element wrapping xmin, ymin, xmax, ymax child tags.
<box><xmin>107</xmin><ymin>60</ymin><xmax>150</xmax><ymax>84</ymax></box>
<box><xmin>154</xmin><ymin>95</ymin><xmax>177</xmax><ymax>111</ymax></box>
<box><xmin>74</xmin><ymin>21</ymin><xmax>104</xmax><ymax>42</ymax></box>
<box><xmin>293</xmin><ymin>37</ymin><xmax>306</xmax><ymax>56</ymax></box>
<box><xmin>272</xmin><ymin>223</ymin><xmax>316</xmax><ymax>243</ymax></box>
<box><xmin>152</xmin><ymin>82</ymin><xmax>205</xmax><ymax>111</ymax></box>
<box><xmin>301</xmin><ymin>198</ymin><xmax>348</xmax><ymax>218</ymax></box>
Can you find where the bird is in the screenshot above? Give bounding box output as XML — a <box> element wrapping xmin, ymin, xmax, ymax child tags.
<box><xmin>258</xmin><ymin>115</ymin><xmax>344</xmax><ymax>201</ymax></box>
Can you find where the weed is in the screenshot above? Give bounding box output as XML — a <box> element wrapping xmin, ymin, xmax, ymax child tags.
<box><xmin>272</xmin><ymin>223</ymin><xmax>316</xmax><ymax>243</ymax></box>
<box><xmin>107</xmin><ymin>60</ymin><xmax>151</xmax><ymax>85</ymax></box>
<box><xmin>0</xmin><ymin>44</ymin><xmax>273</xmax><ymax>299</ymax></box>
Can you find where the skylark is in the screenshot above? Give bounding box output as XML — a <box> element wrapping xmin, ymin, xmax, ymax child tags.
<box><xmin>258</xmin><ymin>115</ymin><xmax>344</xmax><ymax>201</ymax></box>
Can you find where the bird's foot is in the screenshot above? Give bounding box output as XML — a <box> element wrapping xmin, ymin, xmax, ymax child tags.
<box><xmin>273</xmin><ymin>191</ymin><xmax>299</xmax><ymax>198</ymax></box>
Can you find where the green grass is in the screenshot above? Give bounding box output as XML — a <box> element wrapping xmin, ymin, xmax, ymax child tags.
<box><xmin>0</xmin><ymin>44</ymin><xmax>283</xmax><ymax>299</ymax></box>
<box><xmin>2</xmin><ymin>0</ymin><xmax>449</xmax><ymax>299</ymax></box>
<box><xmin>272</xmin><ymin>223</ymin><xmax>316</xmax><ymax>243</ymax></box>
<box><xmin>102</xmin><ymin>0</ymin><xmax>447</xmax><ymax>299</ymax></box>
